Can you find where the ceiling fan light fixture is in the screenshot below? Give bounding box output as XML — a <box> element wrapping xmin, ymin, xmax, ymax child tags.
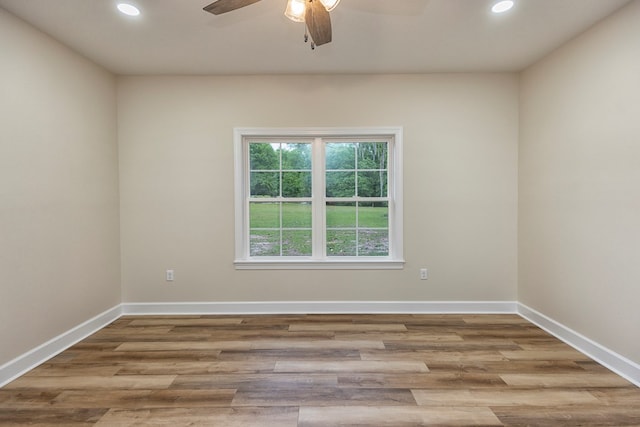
<box><xmin>319</xmin><ymin>0</ymin><xmax>340</xmax><ymax>12</ymax></box>
<box><xmin>285</xmin><ymin>0</ymin><xmax>306</xmax><ymax>22</ymax></box>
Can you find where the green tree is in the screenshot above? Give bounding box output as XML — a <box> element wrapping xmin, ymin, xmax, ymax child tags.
<box><xmin>325</xmin><ymin>142</ymin><xmax>388</xmax><ymax>200</ymax></box>
<box><xmin>281</xmin><ymin>143</ymin><xmax>311</xmax><ymax>170</ymax></box>
<box><xmin>250</xmin><ymin>143</ymin><xmax>278</xmax><ymax>170</ymax></box>
<box><xmin>326</xmin><ymin>143</ymin><xmax>355</xmax><ymax>170</ymax></box>
<box><xmin>282</xmin><ymin>172</ymin><xmax>311</xmax><ymax>197</ymax></box>
<box><xmin>280</xmin><ymin>143</ymin><xmax>312</xmax><ymax>197</ymax></box>
<box><xmin>250</xmin><ymin>144</ymin><xmax>279</xmax><ymax>196</ymax></box>
<box><xmin>357</xmin><ymin>143</ymin><xmax>387</xmax><ymax>199</ymax></box>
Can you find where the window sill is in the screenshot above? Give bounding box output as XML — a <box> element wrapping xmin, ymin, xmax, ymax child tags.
<box><xmin>234</xmin><ymin>258</ymin><xmax>405</xmax><ymax>270</ymax></box>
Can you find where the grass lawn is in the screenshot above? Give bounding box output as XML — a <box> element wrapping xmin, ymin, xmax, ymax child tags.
<box><xmin>250</xmin><ymin>202</ymin><xmax>388</xmax><ymax>228</ymax></box>
<box><xmin>249</xmin><ymin>203</ymin><xmax>388</xmax><ymax>256</ymax></box>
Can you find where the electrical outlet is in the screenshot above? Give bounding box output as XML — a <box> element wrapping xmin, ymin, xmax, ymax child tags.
<box><xmin>166</xmin><ymin>269</ymin><xmax>174</xmax><ymax>281</ymax></box>
<box><xmin>420</xmin><ymin>268</ymin><xmax>428</xmax><ymax>280</ymax></box>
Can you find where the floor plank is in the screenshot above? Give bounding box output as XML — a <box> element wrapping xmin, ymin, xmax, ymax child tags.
<box><xmin>128</xmin><ymin>318</ymin><xmax>244</xmax><ymax>326</ymax></box>
<box><xmin>274</xmin><ymin>360</ymin><xmax>429</xmax><ymax>373</ymax></box>
<box><xmin>412</xmin><ymin>388</ymin><xmax>598</xmax><ymax>406</ymax></box>
<box><xmin>50</xmin><ymin>389</ymin><xmax>236</xmax><ymax>409</ymax></box>
<box><xmin>500</xmin><ymin>372</ymin><xmax>633</xmax><ymax>388</ymax></box>
<box><xmin>115</xmin><ymin>360</ymin><xmax>274</xmax><ymax>375</ymax></box>
<box><xmin>24</xmin><ymin>364</ymin><xmax>123</xmax><ymax>377</ymax></box>
<box><xmin>4</xmin><ymin>375</ymin><xmax>176</xmax><ymax>390</ymax></box>
<box><xmin>298</xmin><ymin>406</ymin><xmax>503</xmax><ymax>426</ymax></box>
<box><xmin>360</xmin><ymin>349</ymin><xmax>507</xmax><ymax>363</ymax></box>
<box><xmin>337</xmin><ymin>373</ymin><xmax>508</xmax><ymax>389</ymax></box>
<box><xmin>170</xmin><ymin>373</ymin><xmax>338</xmax><ymax>390</ymax></box>
<box><xmin>115</xmin><ymin>339</ymin><xmax>385</xmax><ymax>352</ymax></box>
<box><xmin>500</xmin><ymin>349</ymin><xmax>592</xmax><ymax>361</ymax></box>
<box><xmin>289</xmin><ymin>323</ymin><xmax>407</xmax><ymax>332</ymax></box>
<box><xmin>0</xmin><ymin>408</ymin><xmax>107</xmax><ymax>426</ymax></box>
<box><xmin>493</xmin><ymin>405</ymin><xmax>640</xmax><ymax>426</ymax></box>
<box><xmin>94</xmin><ymin>407</ymin><xmax>299</xmax><ymax>427</ymax></box>
<box><xmin>231</xmin><ymin>387</ymin><xmax>417</xmax><ymax>407</ymax></box>
<box><xmin>217</xmin><ymin>348</ymin><xmax>361</xmax><ymax>361</ymax></box>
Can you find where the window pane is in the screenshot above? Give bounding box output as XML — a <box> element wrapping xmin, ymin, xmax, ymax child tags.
<box><xmin>282</xmin><ymin>143</ymin><xmax>311</xmax><ymax>170</ymax></box>
<box><xmin>250</xmin><ymin>143</ymin><xmax>279</xmax><ymax>170</ymax></box>
<box><xmin>282</xmin><ymin>230</ymin><xmax>312</xmax><ymax>256</ymax></box>
<box><xmin>250</xmin><ymin>202</ymin><xmax>279</xmax><ymax>228</ymax></box>
<box><xmin>357</xmin><ymin>142</ymin><xmax>388</xmax><ymax>170</ymax></box>
<box><xmin>250</xmin><ymin>172</ymin><xmax>279</xmax><ymax>197</ymax></box>
<box><xmin>358</xmin><ymin>229</ymin><xmax>389</xmax><ymax>256</ymax></box>
<box><xmin>250</xmin><ymin>230</ymin><xmax>280</xmax><ymax>256</ymax></box>
<box><xmin>357</xmin><ymin>171</ymin><xmax>388</xmax><ymax>197</ymax></box>
<box><xmin>326</xmin><ymin>202</ymin><xmax>356</xmax><ymax>228</ymax></box>
<box><xmin>327</xmin><ymin>230</ymin><xmax>357</xmax><ymax>256</ymax></box>
<box><xmin>282</xmin><ymin>172</ymin><xmax>311</xmax><ymax>197</ymax></box>
<box><xmin>326</xmin><ymin>171</ymin><xmax>355</xmax><ymax>197</ymax></box>
<box><xmin>282</xmin><ymin>202</ymin><xmax>312</xmax><ymax>228</ymax></box>
<box><xmin>326</xmin><ymin>143</ymin><xmax>356</xmax><ymax>170</ymax></box>
<box><xmin>358</xmin><ymin>202</ymin><xmax>388</xmax><ymax>228</ymax></box>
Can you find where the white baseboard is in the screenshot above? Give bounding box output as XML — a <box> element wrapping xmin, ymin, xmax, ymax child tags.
<box><xmin>121</xmin><ymin>300</ymin><xmax>518</xmax><ymax>315</ymax></box>
<box><xmin>518</xmin><ymin>303</ymin><xmax>640</xmax><ymax>388</ymax></box>
<box><xmin>0</xmin><ymin>305</ymin><xmax>122</xmax><ymax>388</ymax></box>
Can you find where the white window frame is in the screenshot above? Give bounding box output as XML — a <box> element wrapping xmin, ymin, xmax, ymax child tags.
<box><xmin>234</xmin><ymin>127</ymin><xmax>404</xmax><ymax>270</ymax></box>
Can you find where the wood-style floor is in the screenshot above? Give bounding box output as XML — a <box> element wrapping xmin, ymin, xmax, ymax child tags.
<box><xmin>1</xmin><ymin>314</ymin><xmax>639</xmax><ymax>426</ymax></box>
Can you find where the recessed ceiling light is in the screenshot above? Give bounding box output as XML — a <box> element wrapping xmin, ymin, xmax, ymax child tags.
<box><xmin>491</xmin><ymin>0</ymin><xmax>514</xmax><ymax>13</ymax></box>
<box><xmin>117</xmin><ymin>3</ymin><xmax>140</xmax><ymax>16</ymax></box>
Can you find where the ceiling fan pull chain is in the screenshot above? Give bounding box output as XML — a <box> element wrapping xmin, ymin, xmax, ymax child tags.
<box><xmin>303</xmin><ymin>24</ymin><xmax>315</xmax><ymax>50</ymax></box>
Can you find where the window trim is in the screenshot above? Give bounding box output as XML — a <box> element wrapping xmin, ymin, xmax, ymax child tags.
<box><xmin>234</xmin><ymin>127</ymin><xmax>404</xmax><ymax>270</ymax></box>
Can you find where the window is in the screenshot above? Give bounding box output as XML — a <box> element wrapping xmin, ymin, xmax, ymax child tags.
<box><xmin>234</xmin><ymin>127</ymin><xmax>403</xmax><ymax>269</ymax></box>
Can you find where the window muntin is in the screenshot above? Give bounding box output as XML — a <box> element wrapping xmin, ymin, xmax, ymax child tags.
<box><xmin>235</xmin><ymin>128</ymin><xmax>403</xmax><ymax>269</ymax></box>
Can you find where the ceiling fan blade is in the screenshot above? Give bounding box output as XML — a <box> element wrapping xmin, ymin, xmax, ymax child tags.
<box><xmin>203</xmin><ymin>0</ymin><xmax>262</xmax><ymax>15</ymax></box>
<box><xmin>305</xmin><ymin>0</ymin><xmax>332</xmax><ymax>46</ymax></box>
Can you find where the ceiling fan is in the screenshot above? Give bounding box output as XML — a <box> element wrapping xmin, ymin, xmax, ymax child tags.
<box><xmin>203</xmin><ymin>0</ymin><xmax>340</xmax><ymax>49</ymax></box>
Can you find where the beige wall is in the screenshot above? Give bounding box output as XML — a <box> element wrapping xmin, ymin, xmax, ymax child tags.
<box><xmin>0</xmin><ymin>10</ymin><xmax>120</xmax><ymax>365</ymax></box>
<box><xmin>519</xmin><ymin>1</ymin><xmax>640</xmax><ymax>363</ymax></box>
<box><xmin>118</xmin><ymin>74</ymin><xmax>519</xmax><ymax>303</ymax></box>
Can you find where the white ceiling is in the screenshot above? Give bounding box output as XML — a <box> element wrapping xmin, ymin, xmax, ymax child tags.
<box><xmin>0</xmin><ymin>0</ymin><xmax>631</xmax><ymax>75</ymax></box>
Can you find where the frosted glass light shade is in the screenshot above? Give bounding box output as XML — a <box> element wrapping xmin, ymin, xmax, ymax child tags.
<box><xmin>285</xmin><ymin>0</ymin><xmax>306</xmax><ymax>22</ymax></box>
<box><xmin>319</xmin><ymin>0</ymin><xmax>340</xmax><ymax>11</ymax></box>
